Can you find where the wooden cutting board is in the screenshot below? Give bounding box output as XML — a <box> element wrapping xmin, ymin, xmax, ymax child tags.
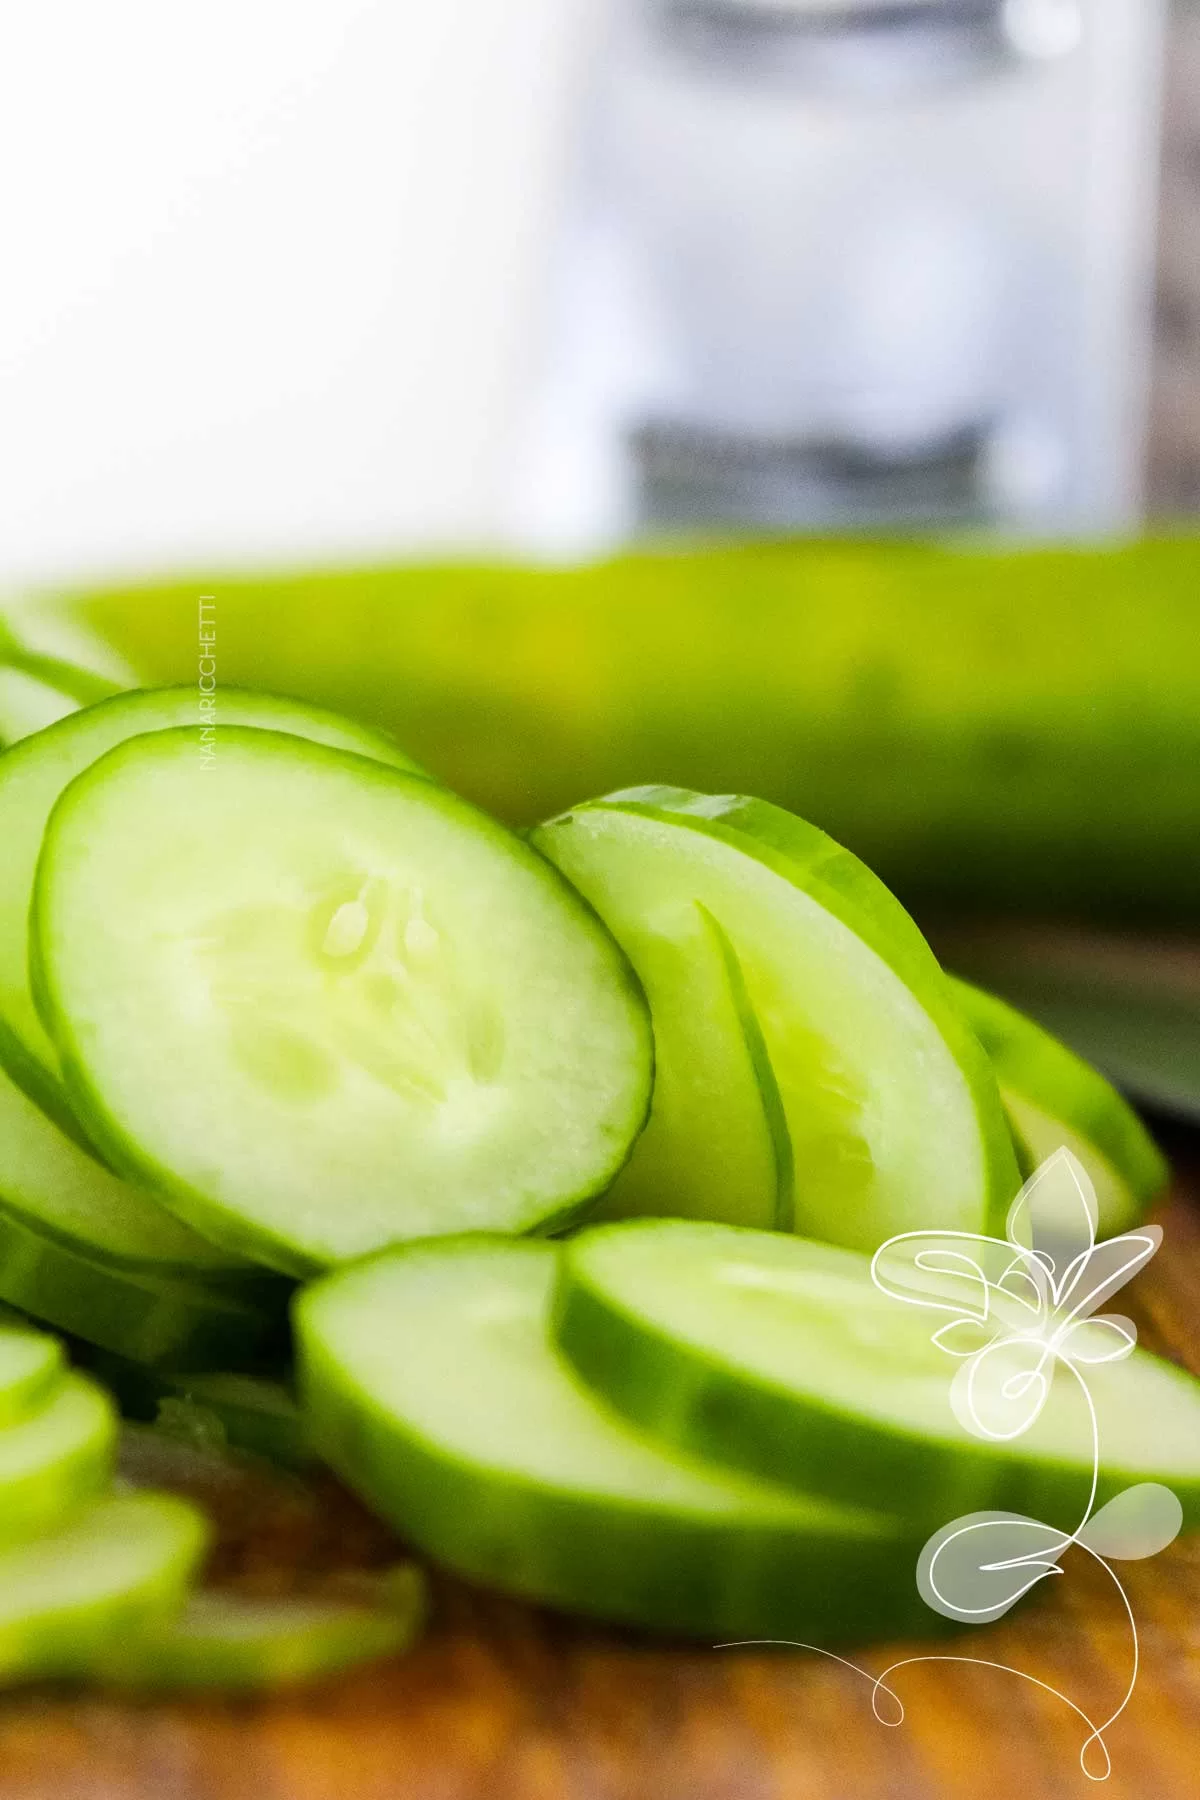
<box><xmin>2</xmin><ymin>1148</ymin><xmax>1199</xmax><ymax>1800</ymax></box>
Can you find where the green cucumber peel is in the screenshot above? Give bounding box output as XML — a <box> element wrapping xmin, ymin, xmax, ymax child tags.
<box><xmin>0</xmin><ymin>651</ymin><xmax>119</xmax><ymax>747</ymax></box>
<box><xmin>555</xmin><ymin>1219</ymin><xmax>1200</xmax><ymax>1534</ymax></box>
<box><xmin>0</xmin><ymin>1373</ymin><xmax>116</xmax><ymax>1544</ymax></box>
<box><xmin>0</xmin><ymin>1323</ymin><xmax>64</xmax><ymax>1427</ymax></box>
<box><xmin>0</xmin><ymin>1489</ymin><xmax>209</xmax><ymax>1683</ymax></box>
<box><xmin>534</xmin><ymin>788</ymin><xmax>1018</xmax><ymax>1250</ymax></box>
<box><xmin>0</xmin><ymin>683</ymin><xmax>427</xmax><ymax>1127</ymax></box>
<box><xmin>94</xmin><ymin>1569</ymin><xmax>425</xmax><ymax>1690</ymax></box>
<box><xmin>34</xmin><ymin>727</ymin><xmax>651</xmax><ymax>1274</ymax></box>
<box><xmin>951</xmin><ymin>978</ymin><xmax>1169</xmax><ymax>1236</ymax></box>
<box><xmin>297</xmin><ymin>1236</ymin><xmax>935</xmax><ymax>1645</ymax></box>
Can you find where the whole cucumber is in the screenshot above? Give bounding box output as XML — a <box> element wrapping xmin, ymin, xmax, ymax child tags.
<box><xmin>23</xmin><ymin>534</ymin><xmax>1200</xmax><ymax>920</ymax></box>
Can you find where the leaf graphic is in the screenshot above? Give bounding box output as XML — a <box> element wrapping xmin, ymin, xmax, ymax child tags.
<box><xmin>951</xmin><ymin>1334</ymin><xmax>1052</xmax><ymax>1442</ymax></box>
<box><xmin>1054</xmin><ymin>1227</ymin><xmax>1163</xmax><ymax>1328</ymax></box>
<box><xmin>1077</xmin><ymin>1484</ymin><xmax>1183</xmax><ymax>1561</ymax></box>
<box><xmin>1006</xmin><ymin>1147</ymin><xmax>1097</xmax><ymax>1294</ymax></box>
<box><xmin>918</xmin><ymin>1512</ymin><xmax>1069</xmax><ymax>1623</ymax></box>
<box><xmin>1058</xmin><ymin>1314</ymin><xmax>1137</xmax><ymax>1365</ymax></box>
<box><xmin>871</xmin><ymin>1233</ymin><xmax>1007</xmax><ymax>1324</ymax></box>
<box><xmin>931</xmin><ymin>1317</ymin><xmax>998</xmax><ymax>1358</ymax></box>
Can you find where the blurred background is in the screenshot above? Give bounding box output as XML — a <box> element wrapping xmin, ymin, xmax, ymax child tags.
<box><xmin>1</xmin><ymin>0</ymin><xmax>1198</xmax><ymax>1124</ymax></box>
<box><xmin>0</xmin><ymin>0</ymin><xmax>1196</xmax><ymax>580</ymax></box>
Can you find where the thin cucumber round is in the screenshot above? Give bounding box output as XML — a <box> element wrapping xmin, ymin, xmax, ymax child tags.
<box><xmin>99</xmin><ymin>1361</ymin><xmax>310</xmax><ymax>1470</ymax></box>
<box><xmin>0</xmin><ymin>651</ymin><xmax>118</xmax><ymax>746</ymax></box>
<box><xmin>592</xmin><ymin>898</ymin><xmax>789</xmax><ymax>1231</ymax></box>
<box><xmin>0</xmin><ymin>684</ymin><xmax>427</xmax><ymax>1125</ymax></box>
<box><xmin>0</xmin><ymin>1057</ymin><xmax>254</xmax><ymax>1277</ymax></box>
<box><xmin>0</xmin><ymin>1058</ymin><xmax>286</xmax><ymax>1366</ymax></box>
<box><xmin>0</xmin><ymin>1373</ymin><xmax>116</xmax><ymax>1544</ymax></box>
<box><xmin>0</xmin><ymin>1201</ymin><xmax>286</xmax><ymax>1369</ymax></box>
<box><xmin>0</xmin><ymin>1324</ymin><xmax>64</xmax><ymax>1427</ymax></box>
<box><xmin>35</xmin><ymin>729</ymin><xmax>652</xmax><ymax>1275</ymax></box>
<box><xmin>951</xmin><ymin>978</ymin><xmax>1169</xmax><ymax>1236</ymax></box>
<box><xmin>297</xmin><ymin>1237</ymin><xmax>933</xmax><ymax>1644</ymax></box>
<box><xmin>556</xmin><ymin>1220</ymin><xmax>1200</xmax><ymax>1533</ymax></box>
<box><xmin>0</xmin><ymin>1489</ymin><xmax>209</xmax><ymax>1682</ymax></box>
<box><xmin>94</xmin><ymin>1577</ymin><xmax>424</xmax><ymax>1690</ymax></box>
<box><xmin>533</xmin><ymin>789</ymin><xmax>1018</xmax><ymax>1249</ymax></box>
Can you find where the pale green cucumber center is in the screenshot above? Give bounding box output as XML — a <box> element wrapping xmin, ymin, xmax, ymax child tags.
<box><xmin>596</xmin><ymin>899</ymin><xmax>779</xmax><ymax>1228</ymax></box>
<box><xmin>574</xmin><ymin>1226</ymin><xmax>1200</xmax><ymax>1485</ymax></box>
<box><xmin>0</xmin><ymin>686</ymin><xmax>421</xmax><ymax>1090</ymax></box>
<box><xmin>0</xmin><ymin>1328</ymin><xmax>61</xmax><ymax>1416</ymax></box>
<box><xmin>0</xmin><ymin>1492</ymin><xmax>204</xmax><ymax>1627</ymax></box>
<box><xmin>1002</xmin><ymin>1090</ymin><xmax>1132</xmax><ymax>1238</ymax></box>
<box><xmin>40</xmin><ymin>736</ymin><xmax>647</xmax><ymax>1266</ymax></box>
<box><xmin>542</xmin><ymin>809</ymin><xmax>986</xmax><ymax>1249</ymax></box>
<box><xmin>308</xmin><ymin>1243</ymin><xmax>870</xmax><ymax>1528</ymax></box>
<box><xmin>0</xmin><ymin>667</ymin><xmax>81</xmax><ymax>743</ymax></box>
<box><xmin>0</xmin><ymin>1058</ymin><xmax>242</xmax><ymax>1271</ymax></box>
<box><xmin>0</xmin><ymin>1376</ymin><xmax>112</xmax><ymax>1489</ymax></box>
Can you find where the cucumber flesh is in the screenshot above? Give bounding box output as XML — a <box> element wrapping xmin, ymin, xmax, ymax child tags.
<box><xmin>557</xmin><ymin>1220</ymin><xmax>1200</xmax><ymax>1533</ymax></box>
<box><xmin>951</xmin><ymin>978</ymin><xmax>1169</xmax><ymax>1237</ymax></box>
<box><xmin>94</xmin><ymin>1576</ymin><xmax>424</xmax><ymax>1690</ymax></box>
<box><xmin>0</xmin><ymin>1324</ymin><xmax>64</xmax><ymax>1426</ymax></box>
<box><xmin>35</xmin><ymin>729</ymin><xmax>652</xmax><ymax>1275</ymax></box>
<box><xmin>297</xmin><ymin>1237</ymin><xmax>933</xmax><ymax>1644</ymax></box>
<box><xmin>0</xmin><ymin>684</ymin><xmax>427</xmax><ymax>1122</ymax></box>
<box><xmin>0</xmin><ymin>1205</ymin><xmax>286</xmax><ymax>1369</ymax></box>
<box><xmin>0</xmin><ymin>1058</ymin><xmax>253</xmax><ymax>1276</ymax></box>
<box><xmin>593</xmin><ymin>899</ymin><xmax>788</xmax><ymax>1230</ymax></box>
<box><xmin>0</xmin><ymin>1373</ymin><xmax>116</xmax><ymax>1543</ymax></box>
<box><xmin>0</xmin><ymin>1489</ymin><xmax>209</xmax><ymax>1682</ymax></box>
<box><xmin>0</xmin><ymin>665</ymin><xmax>87</xmax><ymax>744</ymax></box>
<box><xmin>533</xmin><ymin>789</ymin><xmax>1018</xmax><ymax>1250</ymax></box>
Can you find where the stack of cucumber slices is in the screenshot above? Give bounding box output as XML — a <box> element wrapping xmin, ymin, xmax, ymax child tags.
<box><xmin>0</xmin><ymin>655</ymin><xmax>1183</xmax><ymax>1665</ymax></box>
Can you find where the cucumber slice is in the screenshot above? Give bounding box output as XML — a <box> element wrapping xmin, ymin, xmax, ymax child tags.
<box><xmin>0</xmin><ymin>652</ymin><xmax>118</xmax><ymax>745</ymax></box>
<box><xmin>0</xmin><ymin>1200</ymin><xmax>286</xmax><ymax>1369</ymax></box>
<box><xmin>0</xmin><ymin>685</ymin><xmax>426</xmax><ymax>1124</ymax></box>
<box><xmin>951</xmin><ymin>978</ymin><xmax>1169</xmax><ymax>1237</ymax></box>
<box><xmin>556</xmin><ymin>1220</ymin><xmax>1200</xmax><ymax>1533</ymax></box>
<box><xmin>0</xmin><ymin>1373</ymin><xmax>116</xmax><ymax>1543</ymax></box>
<box><xmin>297</xmin><ymin>1237</ymin><xmax>933</xmax><ymax>1644</ymax></box>
<box><xmin>94</xmin><ymin>1577</ymin><xmax>424</xmax><ymax>1690</ymax></box>
<box><xmin>533</xmin><ymin>789</ymin><xmax>1017</xmax><ymax>1249</ymax></box>
<box><xmin>35</xmin><ymin>730</ymin><xmax>652</xmax><ymax>1275</ymax></box>
<box><xmin>0</xmin><ymin>1489</ymin><xmax>208</xmax><ymax>1682</ymax></box>
<box><xmin>592</xmin><ymin>899</ymin><xmax>789</xmax><ymax>1230</ymax></box>
<box><xmin>0</xmin><ymin>1056</ymin><xmax>285</xmax><ymax>1367</ymax></box>
<box><xmin>66</xmin><ymin>1353</ymin><xmax>309</xmax><ymax>1468</ymax></box>
<box><xmin>0</xmin><ymin>1324</ymin><xmax>64</xmax><ymax>1426</ymax></box>
<box><xmin>0</xmin><ymin>1057</ymin><xmax>254</xmax><ymax>1277</ymax></box>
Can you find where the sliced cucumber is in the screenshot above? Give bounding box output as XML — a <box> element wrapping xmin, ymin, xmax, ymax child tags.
<box><xmin>0</xmin><ymin>685</ymin><xmax>426</xmax><ymax>1124</ymax></box>
<box><xmin>0</xmin><ymin>1058</ymin><xmax>284</xmax><ymax>1366</ymax></box>
<box><xmin>533</xmin><ymin>789</ymin><xmax>1017</xmax><ymax>1250</ymax></box>
<box><xmin>556</xmin><ymin>1220</ymin><xmax>1200</xmax><ymax>1532</ymax></box>
<box><xmin>297</xmin><ymin>1237</ymin><xmax>932</xmax><ymax>1644</ymax></box>
<box><xmin>0</xmin><ymin>1203</ymin><xmax>286</xmax><ymax>1369</ymax></box>
<box><xmin>0</xmin><ymin>1374</ymin><xmax>116</xmax><ymax>1543</ymax></box>
<box><xmin>951</xmin><ymin>978</ymin><xmax>1169</xmax><ymax>1236</ymax></box>
<box><xmin>0</xmin><ymin>1058</ymin><xmax>252</xmax><ymax>1276</ymax></box>
<box><xmin>35</xmin><ymin>729</ymin><xmax>652</xmax><ymax>1275</ymax></box>
<box><xmin>594</xmin><ymin>899</ymin><xmax>788</xmax><ymax>1230</ymax></box>
<box><xmin>67</xmin><ymin>1353</ymin><xmax>309</xmax><ymax>1468</ymax></box>
<box><xmin>95</xmin><ymin>1577</ymin><xmax>424</xmax><ymax>1690</ymax></box>
<box><xmin>0</xmin><ymin>1324</ymin><xmax>64</xmax><ymax>1427</ymax></box>
<box><xmin>0</xmin><ymin>1489</ymin><xmax>208</xmax><ymax>1682</ymax></box>
<box><xmin>0</xmin><ymin>651</ymin><xmax>118</xmax><ymax>746</ymax></box>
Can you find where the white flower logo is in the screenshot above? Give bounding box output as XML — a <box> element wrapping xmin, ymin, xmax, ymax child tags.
<box><xmin>722</xmin><ymin>1149</ymin><xmax>1180</xmax><ymax>1783</ymax></box>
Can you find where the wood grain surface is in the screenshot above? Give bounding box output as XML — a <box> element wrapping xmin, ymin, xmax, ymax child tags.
<box><xmin>2</xmin><ymin>1141</ymin><xmax>1198</xmax><ymax>1800</ymax></box>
